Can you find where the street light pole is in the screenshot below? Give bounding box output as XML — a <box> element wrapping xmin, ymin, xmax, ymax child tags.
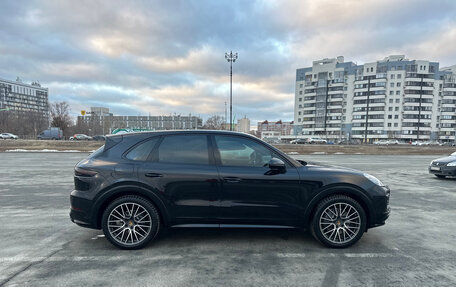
<box><xmin>225</xmin><ymin>51</ymin><xmax>238</xmax><ymax>131</ymax></box>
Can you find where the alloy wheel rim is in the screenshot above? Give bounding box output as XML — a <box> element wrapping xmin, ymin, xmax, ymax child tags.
<box><xmin>107</xmin><ymin>202</ymin><xmax>152</xmax><ymax>246</ymax></box>
<box><xmin>319</xmin><ymin>202</ymin><xmax>361</xmax><ymax>244</ymax></box>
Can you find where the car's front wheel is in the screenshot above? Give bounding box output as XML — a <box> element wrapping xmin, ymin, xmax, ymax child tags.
<box><xmin>311</xmin><ymin>195</ymin><xmax>367</xmax><ymax>248</ymax></box>
<box><xmin>102</xmin><ymin>195</ymin><xmax>160</xmax><ymax>249</ymax></box>
<box><xmin>435</xmin><ymin>174</ymin><xmax>446</xmax><ymax>178</ymax></box>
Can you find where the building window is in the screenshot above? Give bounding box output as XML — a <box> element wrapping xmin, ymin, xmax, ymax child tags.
<box><xmin>389</xmin><ymin>91</ymin><xmax>394</xmax><ymax>95</ymax></box>
<box><xmin>389</xmin><ymin>107</ymin><xmax>393</xmax><ymax>111</ymax></box>
<box><xmin>390</xmin><ymin>74</ymin><xmax>395</xmax><ymax>79</ymax></box>
<box><xmin>396</xmin><ymin>91</ymin><xmax>400</xmax><ymax>95</ymax></box>
<box><xmin>299</xmin><ymin>91</ymin><xmax>303</xmax><ymax>95</ymax></box>
<box><xmin>394</xmin><ymin>115</ymin><xmax>399</xmax><ymax>119</ymax></box>
<box><xmin>397</xmin><ymin>74</ymin><xmax>402</xmax><ymax>79</ymax></box>
<box><xmin>389</xmin><ymin>99</ymin><xmax>393</xmax><ymax>103</ymax></box>
<box><xmin>371</xmin><ymin>67</ymin><xmax>374</xmax><ymax>72</ymax></box>
<box><xmin>388</xmin><ymin>115</ymin><xmax>392</xmax><ymax>119</ymax></box>
<box><xmin>395</xmin><ymin>107</ymin><xmax>399</xmax><ymax>111</ymax></box>
<box><xmin>299</xmin><ymin>84</ymin><xmax>303</xmax><ymax>88</ymax></box>
<box><xmin>299</xmin><ymin>98</ymin><xmax>302</xmax><ymax>102</ymax></box>
<box><xmin>394</xmin><ymin>123</ymin><xmax>398</xmax><ymax>127</ymax></box>
<box><xmin>396</xmin><ymin>99</ymin><xmax>400</xmax><ymax>103</ymax></box>
<box><xmin>388</xmin><ymin>123</ymin><xmax>392</xmax><ymax>127</ymax></box>
<box><xmin>390</xmin><ymin>83</ymin><xmax>394</xmax><ymax>88</ymax></box>
<box><xmin>396</xmin><ymin>83</ymin><xmax>401</xmax><ymax>87</ymax></box>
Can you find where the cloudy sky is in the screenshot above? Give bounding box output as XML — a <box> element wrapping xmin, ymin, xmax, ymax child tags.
<box><xmin>1</xmin><ymin>0</ymin><xmax>456</xmax><ymax>124</ymax></box>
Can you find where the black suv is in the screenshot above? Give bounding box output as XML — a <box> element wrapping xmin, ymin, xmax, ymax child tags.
<box><xmin>70</xmin><ymin>131</ymin><xmax>390</xmax><ymax>249</ymax></box>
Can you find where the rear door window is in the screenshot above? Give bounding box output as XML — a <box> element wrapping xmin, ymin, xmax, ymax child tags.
<box><xmin>125</xmin><ymin>137</ymin><xmax>159</xmax><ymax>161</ymax></box>
<box><xmin>157</xmin><ymin>135</ymin><xmax>209</xmax><ymax>165</ymax></box>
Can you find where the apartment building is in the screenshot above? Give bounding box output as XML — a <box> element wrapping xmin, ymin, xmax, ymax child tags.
<box><xmin>294</xmin><ymin>55</ymin><xmax>456</xmax><ymax>142</ymax></box>
<box><xmin>78</xmin><ymin>107</ymin><xmax>202</xmax><ymax>134</ymax></box>
<box><xmin>294</xmin><ymin>57</ymin><xmax>356</xmax><ymax>139</ymax></box>
<box><xmin>0</xmin><ymin>77</ymin><xmax>49</xmax><ymax>116</ymax></box>
<box><xmin>257</xmin><ymin>120</ymin><xmax>293</xmax><ymax>139</ymax></box>
<box><xmin>236</xmin><ymin>117</ymin><xmax>251</xmax><ymax>133</ymax></box>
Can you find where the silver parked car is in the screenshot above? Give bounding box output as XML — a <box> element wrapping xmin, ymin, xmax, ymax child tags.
<box><xmin>0</xmin><ymin>133</ymin><xmax>18</xmax><ymax>139</ymax></box>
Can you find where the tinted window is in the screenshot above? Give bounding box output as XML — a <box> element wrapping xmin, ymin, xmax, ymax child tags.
<box><xmin>126</xmin><ymin>137</ymin><xmax>159</xmax><ymax>161</ymax></box>
<box><xmin>214</xmin><ymin>136</ymin><xmax>273</xmax><ymax>167</ymax></box>
<box><xmin>158</xmin><ymin>135</ymin><xmax>209</xmax><ymax>165</ymax></box>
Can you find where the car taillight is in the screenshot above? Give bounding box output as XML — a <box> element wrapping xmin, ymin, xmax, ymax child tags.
<box><xmin>75</xmin><ymin>167</ymin><xmax>98</xmax><ymax>177</ymax></box>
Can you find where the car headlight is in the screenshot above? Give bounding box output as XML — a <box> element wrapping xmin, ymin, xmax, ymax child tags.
<box><xmin>447</xmin><ymin>161</ymin><xmax>456</xmax><ymax>167</ymax></box>
<box><xmin>430</xmin><ymin>160</ymin><xmax>434</xmax><ymax>165</ymax></box>
<box><xmin>363</xmin><ymin>173</ymin><xmax>385</xmax><ymax>186</ymax></box>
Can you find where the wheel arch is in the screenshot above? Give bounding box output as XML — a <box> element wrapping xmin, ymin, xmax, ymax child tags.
<box><xmin>92</xmin><ymin>182</ymin><xmax>169</xmax><ymax>229</ymax></box>
<box><xmin>304</xmin><ymin>184</ymin><xmax>373</xmax><ymax>230</ymax></box>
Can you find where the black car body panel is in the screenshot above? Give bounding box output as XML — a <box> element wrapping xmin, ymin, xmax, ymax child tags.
<box><xmin>70</xmin><ymin>130</ymin><xmax>390</xmax><ymax>232</ymax></box>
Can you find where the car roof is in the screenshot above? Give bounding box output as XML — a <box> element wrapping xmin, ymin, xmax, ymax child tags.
<box><xmin>107</xmin><ymin>130</ymin><xmax>256</xmax><ymax>139</ymax></box>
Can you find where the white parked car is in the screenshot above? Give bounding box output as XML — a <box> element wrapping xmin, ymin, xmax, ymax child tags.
<box><xmin>387</xmin><ymin>140</ymin><xmax>400</xmax><ymax>145</ymax></box>
<box><xmin>307</xmin><ymin>137</ymin><xmax>327</xmax><ymax>144</ymax></box>
<box><xmin>374</xmin><ymin>140</ymin><xmax>389</xmax><ymax>145</ymax></box>
<box><xmin>0</xmin><ymin>133</ymin><xmax>18</xmax><ymax>139</ymax></box>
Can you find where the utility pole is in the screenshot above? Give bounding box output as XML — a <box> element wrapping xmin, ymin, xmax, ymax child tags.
<box><xmin>225</xmin><ymin>51</ymin><xmax>238</xmax><ymax>131</ymax></box>
<box><xmin>224</xmin><ymin>101</ymin><xmax>227</xmax><ymax>130</ymax></box>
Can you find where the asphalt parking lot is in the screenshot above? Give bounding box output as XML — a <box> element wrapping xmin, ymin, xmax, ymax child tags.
<box><xmin>0</xmin><ymin>152</ymin><xmax>455</xmax><ymax>286</ymax></box>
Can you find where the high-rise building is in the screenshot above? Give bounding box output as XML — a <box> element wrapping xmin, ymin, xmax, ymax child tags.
<box><xmin>294</xmin><ymin>55</ymin><xmax>456</xmax><ymax>142</ymax></box>
<box><xmin>237</xmin><ymin>117</ymin><xmax>250</xmax><ymax>133</ymax></box>
<box><xmin>0</xmin><ymin>77</ymin><xmax>49</xmax><ymax>116</ymax></box>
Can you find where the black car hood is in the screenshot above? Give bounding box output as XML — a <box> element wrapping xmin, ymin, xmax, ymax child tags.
<box><xmin>304</xmin><ymin>162</ymin><xmax>363</xmax><ymax>175</ymax></box>
<box><xmin>432</xmin><ymin>155</ymin><xmax>456</xmax><ymax>164</ymax></box>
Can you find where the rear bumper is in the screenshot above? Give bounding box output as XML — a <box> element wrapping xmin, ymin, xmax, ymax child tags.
<box><xmin>70</xmin><ymin>191</ymin><xmax>98</xmax><ymax>229</ymax></box>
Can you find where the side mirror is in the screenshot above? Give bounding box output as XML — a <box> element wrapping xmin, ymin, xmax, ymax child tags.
<box><xmin>268</xmin><ymin>158</ymin><xmax>286</xmax><ymax>173</ymax></box>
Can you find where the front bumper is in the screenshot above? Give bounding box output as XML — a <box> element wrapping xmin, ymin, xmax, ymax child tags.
<box><xmin>429</xmin><ymin>165</ymin><xmax>456</xmax><ymax>176</ymax></box>
<box><xmin>369</xmin><ymin>185</ymin><xmax>391</xmax><ymax>228</ymax></box>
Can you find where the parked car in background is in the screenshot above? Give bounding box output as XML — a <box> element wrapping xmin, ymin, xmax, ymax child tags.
<box><xmin>337</xmin><ymin>139</ymin><xmax>360</xmax><ymax>145</ymax></box>
<box><xmin>92</xmin><ymin>135</ymin><xmax>106</xmax><ymax>141</ymax></box>
<box><xmin>429</xmin><ymin>152</ymin><xmax>456</xmax><ymax>178</ymax></box>
<box><xmin>374</xmin><ymin>140</ymin><xmax>389</xmax><ymax>145</ymax></box>
<box><xmin>387</xmin><ymin>140</ymin><xmax>400</xmax><ymax>145</ymax></box>
<box><xmin>37</xmin><ymin>128</ymin><xmax>63</xmax><ymax>140</ymax></box>
<box><xmin>290</xmin><ymin>138</ymin><xmax>307</xmax><ymax>144</ymax></box>
<box><xmin>70</xmin><ymin>130</ymin><xmax>390</xmax><ymax>249</ymax></box>
<box><xmin>307</xmin><ymin>137</ymin><xmax>327</xmax><ymax>144</ymax></box>
<box><xmin>442</xmin><ymin>142</ymin><xmax>456</xmax><ymax>147</ymax></box>
<box><xmin>0</xmin><ymin>133</ymin><xmax>18</xmax><ymax>139</ymax></box>
<box><xmin>70</xmin><ymin>134</ymin><xmax>93</xmax><ymax>141</ymax></box>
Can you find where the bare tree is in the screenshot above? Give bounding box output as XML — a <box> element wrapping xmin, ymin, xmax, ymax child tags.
<box><xmin>203</xmin><ymin>115</ymin><xmax>224</xmax><ymax>130</ymax></box>
<box><xmin>50</xmin><ymin>101</ymin><xmax>72</xmax><ymax>136</ymax></box>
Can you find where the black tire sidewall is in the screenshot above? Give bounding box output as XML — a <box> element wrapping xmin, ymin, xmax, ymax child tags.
<box><xmin>102</xmin><ymin>196</ymin><xmax>160</xmax><ymax>249</ymax></box>
<box><xmin>311</xmin><ymin>195</ymin><xmax>367</xmax><ymax>248</ymax></box>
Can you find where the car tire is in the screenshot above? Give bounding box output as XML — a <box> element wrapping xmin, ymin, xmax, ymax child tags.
<box><xmin>311</xmin><ymin>195</ymin><xmax>367</xmax><ymax>248</ymax></box>
<box><xmin>102</xmin><ymin>195</ymin><xmax>160</xmax><ymax>250</ymax></box>
<box><xmin>435</xmin><ymin>175</ymin><xmax>446</xmax><ymax>178</ymax></box>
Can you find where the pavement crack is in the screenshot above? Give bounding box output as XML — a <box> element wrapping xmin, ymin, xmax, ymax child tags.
<box><xmin>0</xmin><ymin>248</ymin><xmax>62</xmax><ymax>287</ymax></box>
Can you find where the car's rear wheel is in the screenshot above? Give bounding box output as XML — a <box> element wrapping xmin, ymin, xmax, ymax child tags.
<box><xmin>435</xmin><ymin>174</ymin><xmax>446</xmax><ymax>178</ymax></box>
<box><xmin>311</xmin><ymin>195</ymin><xmax>366</xmax><ymax>248</ymax></box>
<box><xmin>102</xmin><ymin>195</ymin><xmax>160</xmax><ymax>249</ymax></box>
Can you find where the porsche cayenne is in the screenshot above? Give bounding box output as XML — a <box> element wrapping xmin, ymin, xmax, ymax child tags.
<box><xmin>70</xmin><ymin>131</ymin><xmax>390</xmax><ymax>249</ymax></box>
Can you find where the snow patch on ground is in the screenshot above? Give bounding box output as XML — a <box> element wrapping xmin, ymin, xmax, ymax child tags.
<box><xmin>312</xmin><ymin>152</ymin><xmax>327</xmax><ymax>155</ymax></box>
<box><xmin>5</xmin><ymin>149</ymin><xmax>84</xmax><ymax>153</ymax></box>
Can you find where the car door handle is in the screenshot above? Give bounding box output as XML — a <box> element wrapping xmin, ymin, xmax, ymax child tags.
<box><xmin>145</xmin><ymin>173</ymin><xmax>163</xmax><ymax>178</ymax></box>
<box><xmin>223</xmin><ymin>177</ymin><xmax>241</xmax><ymax>183</ymax></box>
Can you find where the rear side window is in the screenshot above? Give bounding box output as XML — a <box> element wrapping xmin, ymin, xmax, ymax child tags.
<box><xmin>126</xmin><ymin>137</ymin><xmax>159</xmax><ymax>161</ymax></box>
<box><xmin>158</xmin><ymin>135</ymin><xmax>209</xmax><ymax>165</ymax></box>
